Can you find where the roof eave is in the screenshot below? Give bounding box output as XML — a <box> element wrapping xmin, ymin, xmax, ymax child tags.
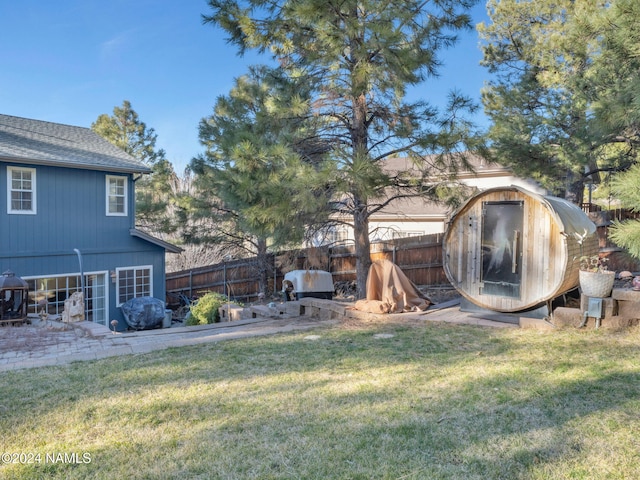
<box><xmin>130</xmin><ymin>229</ymin><xmax>183</xmax><ymax>253</ymax></box>
<box><xmin>0</xmin><ymin>154</ymin><xmax>152</xmax><ymax>174</ymax></box>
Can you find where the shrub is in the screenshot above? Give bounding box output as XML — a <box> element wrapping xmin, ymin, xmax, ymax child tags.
<box><xmin>186</xmin><ymin>292</ymin><xmax>230</xmax><ymax>325</ymax></box>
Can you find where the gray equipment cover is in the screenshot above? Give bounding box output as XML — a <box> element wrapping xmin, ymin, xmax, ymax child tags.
<box><xmin>121</xmin><ymin>296</ymin><xmax>165</xmax><ymax>330</ymax></box>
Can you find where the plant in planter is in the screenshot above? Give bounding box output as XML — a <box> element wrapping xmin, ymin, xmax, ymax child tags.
<box><xmin>579</xmin><ymin>254</ymin><xmax>609</xmax><ymax>273</ymax></box>
<box><xmin>578</xmin><ymin>254</ymin><xmax>615</xmax><ymax>298</ymax></box>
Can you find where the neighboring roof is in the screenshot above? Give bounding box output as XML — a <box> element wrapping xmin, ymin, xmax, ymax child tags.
<box><xmin>370</xmin><ymin>155</ymin><xmax>544</xmax><ymax>221</ymax></box>
<box><xmin>369</xmin><ymin>195</ymin><xmax>450</xmax><ymax>220</ymax></box>
<box><xmin>382</xmin><ymin>153</ymin><xmax>510</xmax><ymax>179</ymax></box>
<box><xmin>130</xmin><ymin>229</ymin><xmax>183</xmax><ymax>254</ymax></box>
<box><xmin>0</xmin><ymin>114</ymin><xmax>151</xmax><ymax>174</ymax></box>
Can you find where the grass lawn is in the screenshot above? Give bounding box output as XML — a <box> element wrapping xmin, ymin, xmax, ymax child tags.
<box><xmin>2</xmin><ymin>317</ymin><xmax>640</xmax><ymax>479</ymax></box>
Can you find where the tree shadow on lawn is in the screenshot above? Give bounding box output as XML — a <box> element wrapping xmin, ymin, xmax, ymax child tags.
<box><xmin>129</xmin><ymin>367</ymin><xmax>640</xmax><ymax>479</ymax></box>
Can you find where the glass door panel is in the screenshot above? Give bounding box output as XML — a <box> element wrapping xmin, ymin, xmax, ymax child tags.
<box><xmin>481</xmin><ymin>201</ymin><xmax>524</xmax><ymax>298</ymax></box>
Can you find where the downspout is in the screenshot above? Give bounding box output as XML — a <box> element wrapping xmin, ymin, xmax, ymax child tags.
<box><xmin>132</xmin><ymin>173</ymin><xmax>143</xmax><ymax>229</ymax></box>
<box><xmin>73</xmin><ymin>248</ymin><xmax>85</xmax><ymax>294</ymax></box>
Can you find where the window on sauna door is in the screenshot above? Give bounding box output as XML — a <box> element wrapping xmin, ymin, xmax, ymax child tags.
<box><xmin>480</xmin><ymin>201</ymin><xmax>524</xmax><ymax>298</ymax></box>
<box><xmin>117</xmin><ymin>266</ymin><xmax>152</xmax><ymax>305</ymax></box>
<box><xmin>106</xmin><ymin>175</ymin><xmax>127</xmax><ymax>216</ymax></box>
<box><xmin>7</xmin><ymin>166</ymin><xmax>36</xmax><ymax>214</ymax></box>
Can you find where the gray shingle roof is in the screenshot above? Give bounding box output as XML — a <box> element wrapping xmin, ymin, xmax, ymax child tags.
<box><xmin>0</xmin><ymin>114</ymin><xmax>151</xmax><ymax>173</ymax></box>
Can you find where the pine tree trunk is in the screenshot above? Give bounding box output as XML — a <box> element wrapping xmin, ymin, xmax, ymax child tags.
<box><xmin>560</xmin><ymin>168</ymin><xmax>585</xmax><ymax>206</ymax></box>
<box><xmin>351</xmin><ymin>88</ymin><xmax>371</xmax><ymax>299</ymax></box>
<box><xmin>353</xmin><ymin>203</ymin><xmax>371</xmax><ymax>300</ymax></box>
<box><xmin>566</xmin><ymin>178</ymin><xmax>585</xmax><ymax>206</ymax></box>
<box><xmin>256</xmin><ymin>237</ymin><xmax>269</xmax><ymax>296</ymax></box>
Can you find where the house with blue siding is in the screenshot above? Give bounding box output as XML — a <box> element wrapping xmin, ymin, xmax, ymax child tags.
<box><xmin>0</xmin><ymin>114</ymin><xmax>181</xmax><ymax>330</ymax></box>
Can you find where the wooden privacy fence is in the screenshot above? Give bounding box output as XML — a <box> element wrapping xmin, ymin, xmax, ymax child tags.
<box><xmin>166</xmin><ymin>208</ymin><xmax>640</xmax><ymax>306</ymax></box>
<box><xmin>589</xmin><ymin>208</ymin><xmax>640</xmax><ymax>272</ymax></box>
<box><xmin>166</xmin><ymin>233</ymin><xmax>448</xmax><ymax>306</ymax></box>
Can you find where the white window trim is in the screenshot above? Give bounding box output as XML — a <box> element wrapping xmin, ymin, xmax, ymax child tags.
<box><xmin>106</xmin><ymin>175</ymin><xmax>128</xmax><ymax>216</ymax></box>
<box><xmin>116</xmin><ymin>265</ymin><xmax>153</xmax><ymax>306</ymax></box>
<box><xmin>23</xmin><ymin>270</ymin><xmax>109</xmax><ymax>325</ymax></box>
<box><xmin>7</xmin><ymin>166</ymin><xmax>37</xmax><ymax>214</ymax></box>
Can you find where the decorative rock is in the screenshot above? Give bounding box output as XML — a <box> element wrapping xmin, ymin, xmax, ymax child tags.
<box><xmin>62</xmin><ymin>291</ymin><xmax>85</xmax><ymax>323</ymax></box>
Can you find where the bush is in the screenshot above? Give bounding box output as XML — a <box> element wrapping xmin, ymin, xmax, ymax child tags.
<box><xmin>186</xmin><ymin>292</ymin><xmax>230</xmax><ymax>326</ymax></box>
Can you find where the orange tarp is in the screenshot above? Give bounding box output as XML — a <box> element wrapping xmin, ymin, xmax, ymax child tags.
<box><xmin>353</xmin><ymin>259</ymin><xmax>432</xmax><ymax>314</ymax></box>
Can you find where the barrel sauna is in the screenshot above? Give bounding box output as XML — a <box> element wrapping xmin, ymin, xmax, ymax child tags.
<box><xmin>443</xmin><ymin>186</ymin><xmax>599</xmax><ymax>312</ymax></box>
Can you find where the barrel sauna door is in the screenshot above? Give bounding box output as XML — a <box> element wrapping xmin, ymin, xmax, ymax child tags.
<box><xmin>480</xmin><ymin>201</ymin><xmax>523</xmax><ymax>298</ymax></box>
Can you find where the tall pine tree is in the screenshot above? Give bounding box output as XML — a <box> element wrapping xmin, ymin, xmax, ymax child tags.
<box><xmin>189</xmin><ymin>66</ymin><xmax>329</xmax><ymax>294</ymax></box>
<box><xmin>593</xmin><ymin>0</ymin><xmax>640</xmax><ymax>258</ymax></box>
<box><xmin>92</xmin><ymin>101</ymin><xmax>179</xmax><ymax>233</ymax></box>
<box><xmin>479</xmin><ymin>0</ymin><xmax>639</xmax><ymax>202</ymax></box>
<box><xmin>204</xmin><ymin>0</ymin><xmax>483</xmax><ymax>297</ymax></box>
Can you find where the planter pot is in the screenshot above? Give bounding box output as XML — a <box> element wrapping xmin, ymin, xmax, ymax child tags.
<box><xmin>579</xmin><ymin>270</ymin><xmax>615</xmax><ymax>298</ymax></box>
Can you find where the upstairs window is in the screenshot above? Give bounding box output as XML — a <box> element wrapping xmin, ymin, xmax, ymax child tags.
<box><xmin>7</xmin><ymin>166</ymin><xmax>36</xmax><ymax>214</ymax></box>
<box><xmin>106</xmin><ymin>175</ymin><xmax>127</xmax><ymax>216</ymax></box>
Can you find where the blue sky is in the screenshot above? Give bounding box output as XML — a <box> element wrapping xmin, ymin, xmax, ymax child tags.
<box><xmin>1</xmin><ymin>1</ymin><xmax>490</xmax><ymax>173</ymax></box>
